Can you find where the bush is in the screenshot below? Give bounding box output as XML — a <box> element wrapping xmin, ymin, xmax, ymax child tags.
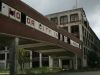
<box><xmin>26</xmin><ymin>68</ymin><xmax>35</xmax><ymax>75</ymax></box>
<box><xmin>87</xmin><ymin>51</ymin><xmax>99</xmax><ymax>68</ymax></box>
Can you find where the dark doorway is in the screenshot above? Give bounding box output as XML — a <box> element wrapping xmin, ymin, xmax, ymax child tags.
<box><xmin>42</xmin><ymin>60</ymin><xmax>49</xmax><ymax>67</ymax></box>
<box><xmin>62</xmin><ymin>59</ymin><xmax>70</xmax><ymax>69</ymax></box>
<box><xmin>32</xmin><ymin>61</ymin><xmax>39</xmax><ymax>68</ymax></box>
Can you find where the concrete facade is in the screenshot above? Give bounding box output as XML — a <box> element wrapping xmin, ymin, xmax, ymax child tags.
<box><xmin>0</xmin><ymin>47</ymin><xmax>80</xmax><ymax>70</ymax></box>
<box><xmin>46</xmin><ymin>8</ymin><xmax>100</xmax><ymax>67</ymax></box>
<box><xmin>0</xmin><ymin>1</ymin><xmax>94</xmax><ymax>75</ymax></box>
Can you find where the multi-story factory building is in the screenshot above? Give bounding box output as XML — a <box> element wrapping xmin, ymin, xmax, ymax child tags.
<box><xmin>46</xmin><ymin>8</ymin><xmax>100</xmax><ymax>67</ymax></box>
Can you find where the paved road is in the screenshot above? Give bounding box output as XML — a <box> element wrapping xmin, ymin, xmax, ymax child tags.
<box><xmin>58</xmin><ymin>71</ymin><xmax>100</xmax><ymax>75</ymax></box>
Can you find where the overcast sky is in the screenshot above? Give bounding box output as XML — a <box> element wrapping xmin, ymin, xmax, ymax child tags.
<box><xmin>21</xmin><ymin>0</ymin><xmax>100</xmax><ymax>39</ymax></box>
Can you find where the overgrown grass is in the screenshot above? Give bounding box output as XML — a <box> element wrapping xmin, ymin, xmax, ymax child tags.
<box><xmin>0</xmin><ymin>67</ymin><xmax>100</xmax><ymax>75</ymax></box>
<box><xmin>0</xmin><ymin>69</ymin><xmax>9</xmax><ymax>73</ymax></box>
<box><xmin>24</xmin><ymin>67</ymin><xmax>60</xmax><ymax>75</ymax></box>
<box><xmin>0</xmin><ymin>67</ymin><xmax>60</xmax><ymax>75</ymax></box>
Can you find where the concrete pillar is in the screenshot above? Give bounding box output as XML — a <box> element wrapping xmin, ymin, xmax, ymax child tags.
<box><xmin>70</xmin><ymin>59</ymin><xmax>72</xmax><ymax>69</ymax></box>
<box><xmin>68</xmin><ymin>25</ymin><xmax>71</xmax><ymax>33</ymax></box>
<box><xmin>30</xmin><ymin>51</ymin><xmax>32</xmax><ymax>68</ymax></box>
<box><xmin>73</xmin><ymin>54</ymin><xmax>78</xmax><ymax>70</ymax></box>
<box><xmin>49</xmin><ymin>56</ymin><xmax>53</xmax><ymax>70</ymax></box>
<box><xmin>79</xmin><ymin>24</ymin><xmax>83</xmax><ymax>41</ymax></box>
<box><xmin>5</xmin><ymin>52</ymin><xmax>7</xmax><ymax>69</ymax></box>
<box><xmin>59</xmin><ymin>59</ymin><xmax>62</xmax><ymax>69</ymax></box>
<box><xmin>4</xmin><ymin>47</ymin><xmax>7</xmax><ymax>69</ymax></box>
<box><xmin>9</xmin><ymin>37</ymin><xmax>19</xmax><ymax>75</ymax></box>
<box><xmin>39</xmin><ymin>53</ymin><xmax>42</xmax><ymax>67</ymax></box>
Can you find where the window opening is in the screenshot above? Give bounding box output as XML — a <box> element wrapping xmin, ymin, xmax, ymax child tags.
<box><xmin>50</xmin><ymin>17</ymin><xmax>58</xmax><ymax>25</ymax></box>
<box><xmin>21</xmin><ymin>12</ymin><xmax>26</xmax><ymax>24</ymax></box>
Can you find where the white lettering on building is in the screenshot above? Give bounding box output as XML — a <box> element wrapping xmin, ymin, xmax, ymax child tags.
<box><xmin>0</xmin><ymin>2</ymin><xmax>80</xmax><ymax>48</ymax></box>
<box><xmin>70</xmin><ymin>40</ymin><xmax>79</xmax><ymax>48</ymax></box>
<box><xmin>64</xmin><ymin>36</ymin><xmax>67</xmax><ymax>43</ymax></box>
<box><xmin>26</xmin><ymin>16</ymin><xmax>35</xmax><ymax>28</ymax></box>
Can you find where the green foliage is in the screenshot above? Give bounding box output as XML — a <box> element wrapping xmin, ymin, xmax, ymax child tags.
<box><xmin>26</xmin><ymin>68</ymin><xmax>35</xmax><ymax>75</ymax></box>
<box><xmin>18</xmin><ymin>48</ymin><xmax>30</xmax><ymax>71</ymax></box>
<box><xmin>25</xmin><ymin>67</ymin><xmax>59</xmax><ymax>75</ymax></box>
<box><xmin>87</xmin><ymin>51</ymin><xmax>99</xmax><ymax>68</ymax></box>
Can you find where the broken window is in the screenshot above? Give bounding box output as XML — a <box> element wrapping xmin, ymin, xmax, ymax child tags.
<box><xmin>21</xmin><ymin>12</ymin><xmax>26</xmax><ymax>24</ymax></box>
<box><xmin>0</xmin><ymin>54</ymin><xmax>5</xmax><ymax>60</ymax></box>
<box><xmin>70</xmin><ymin>13</ymin><xmax>79</xmax><ymax>22</ymax></box>
<box><xmin>71</xmin><ymin>25</ymin><xmax>79</xmax><ymax>33</ymax></box>
<box><xmin>76</xmin><ymin>26</ymin><xmax>79</xmax><ymax>32</ymax></box>
<box><xmin>32</xmin><ymin>51</ymin><xmax>39</xmax><ymax>58</ymax></box>
<box><xmin>82</xmin><ymin>26</ymin><xmax>84</xmax><ymax>34</ymax></box>
<box><xmin>84</xmin><ymin>48</ymin><xmax>86</xmax><ymax>55</ymax></box>
<box><xmin>84</xmin><ymin>21</ymin><xmax>87</xmax><ymax>27</ymax></box>
<box><xmin>62</xmin><ymin>35</ymin><xmax>64</xmax><ymax>42</ymax></box>
<box><xmin>60</xmin><ymin>15</ymin><xmax>67</xmax><ymax>24</ymax></box>
<box><xmin>68</xmin><ymin>38</ymin><xmax>70</xmax><ymax>44</ymax></box>
<box><xmin>58</xmin><ymin>33</ymin><xmax>60</xmax><ymax>40</ymax></box>
<box><xmin>75</xmin><ymin>15</ymin><xmax>78</xmax><ymax>21</ymax></box>
<box><xmin>50</xmin><ymin>17</ymin><xmax>58</xmax><ymax>25</ymax></box>
<box><xmin>62</xmin><ymin>27</ymin><xmax>68</xmax><ymax>32</ymax></box>
<box><xmin>7</xmin><ymin>53</ymin><xmax>9</xmax><ymax>59</ymax></box>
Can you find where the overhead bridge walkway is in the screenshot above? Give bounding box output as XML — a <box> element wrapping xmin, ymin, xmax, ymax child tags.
<box><xmin>0</xmin><ymin>0</ymin><xmax>82</xmax><ymax>75</ymax></box>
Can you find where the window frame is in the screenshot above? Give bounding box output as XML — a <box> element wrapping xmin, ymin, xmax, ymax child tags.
<box><xmin>21</xmin><ymin>12</ymin><xmax>26</xmax><ymax>24</ymax></box>
<box><xmin>70</xmin><ymin>13</ymin><xmax>79</xmax><ymax>22</ymax></box>
<box><xmin>50</xmin><ymin>17</ymin><xmax>58</xmax><ymax>25</ymax></box>
<box><xmin>60</xmin><ymin>15</ymin><xmax>68</xmax><ymax>24</ymax></box>
<box><xmin>71</xmin><ymin>25</ymin><xmax>79</xmax><ymax>33</ymax></box>
<box><xmin>62</xmin><ymin>27</ymin><xmax>68</xmax><ymax>32</ymax></box>
<box><xmin>0</xmin><ymin>54</ymin><xmax>5</xmax><ymax>60</ymax></box>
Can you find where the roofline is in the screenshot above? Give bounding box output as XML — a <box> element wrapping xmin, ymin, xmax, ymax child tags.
<box><xmin>45</xmin><ymin>8</ymin><xmax>84</xmax><ymax>16</ymax></box>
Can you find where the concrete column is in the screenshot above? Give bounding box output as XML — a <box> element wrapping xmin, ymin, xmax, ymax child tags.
<box><xmin>79</xmin><ymin>24</ymin><xmax>83</xmax><ymax>41</ymax></box>
<box><xmin>30</xmin><ymin>51</ymin><xmax>32</xmax><ymax>68</ymax></box>
<box><xmin>68</xmin><ymin>25</ymin><xmax>71</xmax><ymax>33</ymax></box>
<box><xmin>4</xmin><ymin>47</ymin><xmax>7</xmax><ymax>69</ymax></box>
<box><xmin>5</xmin><ymin>53</ymin><xmax>7</xmax><ymax>69</ymax></box>
<box><xmin>39</xmin><ymin>53</ymin><xmax>42</xmax><ymax>67</ymax></box>
<box><xmin>49</xmin><ymin>56</ymin><xmax>53</xmax><ymax>70</ymax></box>
<box><xmin>78</xmin><ymin>12</ymin><xmax>82</xmax><ymax>21</ymax></box>
<box><xmin>59</xmin><ymin>58</ymin><xmax>62</xmax><ymax>69</ymax></box>
<box><xmin>9</xmin><ymin>37</ymin><xmax>19</xmax><ymax>75</ymax></box>
<box><xmin>73</xmin><ymin>54</ymin><xmax>78</xmax><ymax>70</ymax></box>
<box><xmin>70</xmin><ymin>59</ymin><xmax>72</xmax><ymax>69</ymax></box>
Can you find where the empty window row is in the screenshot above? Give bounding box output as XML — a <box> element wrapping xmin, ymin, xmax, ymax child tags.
<box><xmin>84</xmin><ymin>48</ymin><xmax>89</xmax><ymax>55</ymax></box>
<box><xmin>50</xmin><ymin>14</ymin><xmax>79</xmax><ymax>25</ymax></box>
<box><xmin>62</xmin><ymin>25</ymin><xmax>79</xmax><ymax>33</ymax></box>
<box><xmin>82</xmin><ymin>27</ymin><xmax>93</xmax><ymax>41</ymax></box>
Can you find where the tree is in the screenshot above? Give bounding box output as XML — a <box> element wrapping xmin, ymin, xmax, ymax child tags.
<box><xmin>18</xmin><ymin>48</ymin><xmax>30</xmax><ymax>71</ymax></box>
<box><xmin>87</xmin><ymin>51</ymin><xmax>99</xmax><ymax>68</ymax></box>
